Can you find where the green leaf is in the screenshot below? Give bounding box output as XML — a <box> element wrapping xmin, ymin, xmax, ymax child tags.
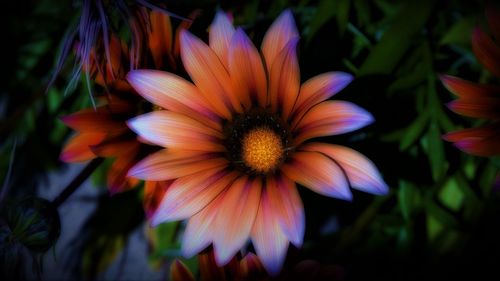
<box><xmin>440</xmin><ymin>16</ymin><xmax>476</xmax><ymax>46</ymax></box>
<box><xmin>304</xmin><ymin>0</ymin><xmax>336</xmax><ymax>44</ymax></box>
<box><xmin>427</xmin><ymin>121</ymin><xmax>446</xmax><ymax>182</ymax></box>
<box><xmin>399</xmin><ymin>110</ymin><xmax>429</xmax><ymax>151</ymax></box>
<box><xmin>398</xmin><ymin>181</ymin><xmax>420</xmax><ymax>221</ymax></box>
<box><xmin>438</xmin><ymin>177</ymin><xmax>464</xmax><ymax>212</ymax></box>
<box><xmin>336</xmin><ymin>0</ymin><xmax>350</xmax><ymax>36</ymax></box>
<box><xmin>358</xmin><ymin>0</ymin><xmax>434</xmax><ymax>76</ymax></box>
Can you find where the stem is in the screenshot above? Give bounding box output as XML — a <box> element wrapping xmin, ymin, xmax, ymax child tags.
<box><xmin>52</xmin><ymin>158</ymin><xmax>103</xmax><ymax>208</ymax></box>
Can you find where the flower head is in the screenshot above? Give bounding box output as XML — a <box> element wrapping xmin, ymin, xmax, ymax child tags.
<box><xmin>60</xmin><ymin>8</ymin><xmax>193</xmax><ymax>215</ymax></box>
<box><xmin>441</xmin><ymin>5</ymin><xmax>500</xmax><ymax>158</ymax></box>
<box><xmin>127</xmin><ymin>10</ymin><xmax>388</xmax><ymax>275</ymax></box>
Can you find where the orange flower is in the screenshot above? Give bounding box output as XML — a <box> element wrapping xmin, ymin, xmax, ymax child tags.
<box><xmin>127</xmin><ymin>10</ymin><xmax>388</xmax><ymax>274</ymax></box>
<box><xmin>441</xmin><ymin>6</ymin><xmax>500</xmax><ymax>157</ymax></box>
<box><xmin>60</xmin><ymin>9</ymin><xmax>193</xmax><ymax>215</ymax></box>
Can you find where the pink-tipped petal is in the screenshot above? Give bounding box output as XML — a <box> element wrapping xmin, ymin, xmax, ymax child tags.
<box><xmin>294</xmin><ymin>101</ymin><xmax>374</xmax><ymax>145</ymax></box>
<box><xmin>303</xmin><ymin>143</ymin><xmax>389</xmax><ymax>195</ymax></box>
<box><xmin>181</xmin><ymin>193</ymin><xmax>225</xmax><ymax>258</ymax></box>
<box><xmin>291</xmin><ymin>72</ymin><xmax>353</xmax><ymax>123</ymax></box>
<box><xmin>472</xmin><ymin>27</ymin><xmax>500</xmax><ymax>77</ymax></box>
<box><xmin>439</xmin><ymin>75</ymin><xmax>500</xmax><ymax>98</ymax></box>
<box><xmin>213</xmin><ymin>176</ymin><xmax>261</xmax><ymax>266</ymax></box>
<box><xmin>60</xmin><ymin>132</ymin><xmax>106</xmax><ymax>162</ymax></box>
<box><xmin>209</xmin><ymin>11</ymin><xmax>235</xmax><ymax>68</ymax></box>
<box><xmin>228</xmin><ymin>28</ymin><xmax>268</xmax><ymax>108</ymax></box>
<box><xmin>261</xmin><ymin>9</ymin><xmax>299</xmax><ymax>72</ymax></box>
<box><xmin>151</xmin><ymin>169</ymin><xmax>238</xmax><ymax>224</ymax></box>
<box><xmin>454</xmin><ymin>135</ymin><xmax>500</xmax><ymax>157</ymax></box>
<box><xmin>281</xmin><ymin>151</ymin><xmax>352</xmax><ymax>200</ymax></box>
<box><xmin>251</xmin><ymin>188</ymin><xmax>288</xmax><ymax>276</ymax></box>
<box><xmin>180</xmin><ymin>30</ymin><xmax>242</xmax><ymax>118</ymax></box>
<box><xmin>128</xmin><ymin>149</ymin><xmax>227</xmax><ymax>181</ymax></box>
<box><xmin>266</xmin><ymin>174</ymin><xmax>304</xmax><ymax>247</ymax></box>
<box><xmin>443</xmin><ymin>126</ymin><xmax>498</xmax><ymax>142</ymax></box>
<box><xmin>127</xmin><ymin>111</ymin><xmax>225</xmax><ymax>152</ymax></box>
<box><xmin>126</xmin><ymin>70</ymin><xmax>221</xmax><ymax>125</ymax></box>
<box><xmin>268</xmin><ymin>38</ymin><xmax>300</xmax><ymax>119</ymax></box>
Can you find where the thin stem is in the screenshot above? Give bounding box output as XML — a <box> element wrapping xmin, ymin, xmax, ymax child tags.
<box><xmin>52</xmin><ymin>158</ymin><xmax>103</xmax><ymax>208</ymax></box>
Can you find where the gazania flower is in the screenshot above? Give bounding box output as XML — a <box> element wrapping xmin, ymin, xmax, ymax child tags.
<box><xmin>60</xmin><ymin>8</ymin><xmax>193</xmax><ymax>215</ymax></box>
<box><xmin>127</xmin><ymin>10</ymin><xmax>388</xmax><ymax>274</ymax></box>
<box><xmin>441</xmin><ymin>6</ymin><xmax>500</xmax><ymax>187</ymax></box>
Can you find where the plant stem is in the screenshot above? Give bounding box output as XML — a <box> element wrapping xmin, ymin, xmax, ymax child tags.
<box><xmin>52</xmin><ymin>158</ymin><xmax>103</xmax><ymax>208</ymax></box>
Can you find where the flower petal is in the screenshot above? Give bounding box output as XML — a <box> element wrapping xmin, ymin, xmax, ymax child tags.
<box><xmin>291</xmin><ymin>72</ymin><xmax>353</xmax><ymax>123</ymax></box>
<box><xmin>268</xmin><ymin>38</ymin><xmax>300</xmax><ymax>119</ymax></box>
<box><xmin>144</xmin><ymin>180</ymin><xmax>173</xmax><ymax>219</ymax></box>
<box><xmin>151</xmin><ymin>168</ymin><xmax>238</xmax><ymax>224</ymax></box>
<box><xmin>261</xmin><ymin>9</ymin><xmax>299</xmax><ymax>72</ymax></box>
<box><xmin>181</xmin><ymin>193</ymin><xmax>225</xmax><ymax>258</ymax></box>
<box><xmin>228</xmin><ymin>28</ymin><xmax>268</xmax><ymax>109</ymax></box>
<box><xmin>294</xmin><ymin>101</ymin><xmax>374</xmax><ymax>145</ymax></box>
<box><xmin>127</xmin><ymin>111</ymin><xmax>225</xmax><ymax>152</ymax></box>
<box><xmin>281</xmin><ymin>151</ymin><xmax>351</xmax><ymax>200</ymax></box>
<box><xmin>443</xmin><ymin>126</ymin><xmax>499</xmax><ymax>142</ymax></box>
<box><xmin>180</xmin><ymin>30</ymin><xmax>242</xmax><ymax>118</ymax></box>
<box><xmin>302</xmin><ymin>143</ymin><xmax>389</xmax><ymax>195</ymax></box>
<box><xmin>148</xmin><ymin>10</ymin><xmax>173</xmax><ymax>69</ymax></box>
<box><xmin>447</xmin><ymin>97</ymin><xmax>500</xmax><ymax>119</ymax></box>
<box><xmin>170</xmin><ymin>260</ymin><xmax>195</xmax><ymax>281</ymax></box>
<box><xmin>266</xmin><ymin>174</ymin><xmax>304</xmax><ymax>247</ymax></box>
<box><xmin>472</xmin><ymin>27</ymin><xmax>500</xmax><ymax>77</ymax></box>
<box><xmin>60</xmin><ymin>109</ymin><xmax>126</xmax><ymax>132</ymax></box>
<box><xmin>127</xmin><ymin>70</ymin><xmax>221</xmax><ymax>125</ymax></box>
<box><xmin>60</xmin><ymin>132</ymin><xmax>106</xmax><ymax>162</ymax></box>
<box><xmin>453</xmin><ymin>135</ymin><xmax>500</xmax><ymax>156</ymax></box>
<box><xmin>209</xmin><ymin>11</ymin><xmax>235</xmax><ymax>68</ymax></box>
<box><xmin>213</xmin><ymin>176</ymin><xmax>261</xmax><ymax>266</ymax></box>
<box><xmin>107</xmin><ymin>145</ymin><xmax>141</xmax><ymax>194</ymax></box>
<box><xmin>251</xmin><ymin>187</ymin><xmax>288</xmax><ymax>276</ymax></box>
<box><xmin>128</xmin><ymin>149</ymin><xmax>227</xmax><ymax>181</ymax></box>
<box><xmin>486</xmin><ymin>5</ymin><xmax>500</xmax><ymax>42</ymax></box>
<box><xmin>440</xmin><ymin>75</ymin><xmax>500</xmax><ymax>98</ymax></box>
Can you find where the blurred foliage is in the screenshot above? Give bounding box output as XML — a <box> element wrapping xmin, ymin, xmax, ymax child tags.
<box><xmin>2</xmin><ymin>0</ymin><xmax>500</xmax><ymax>280</ymax></box>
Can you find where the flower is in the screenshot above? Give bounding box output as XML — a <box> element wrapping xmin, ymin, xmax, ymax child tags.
<box><xmin>126</xmin><ymin>10</ymin><xmax>388</xmax><ymax>275</ymax></box>
<box><xmin>441</xmin><ymin>6</ymin><xmax>500</xmax><ymax>157</ymax></box>
<box><xmin>60</xmin><ymin>8</ymin><xmax>193</xmax><ymax>215</ymax></box>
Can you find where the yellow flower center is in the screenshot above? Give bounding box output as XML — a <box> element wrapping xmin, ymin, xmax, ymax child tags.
<box><xmin>241</xmin><ymin>127</ymin><xmax>283</xmax><ymax>173</ymax></box>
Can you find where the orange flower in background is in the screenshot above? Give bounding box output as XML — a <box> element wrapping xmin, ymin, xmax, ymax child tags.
<box><xmin>60</xmin><ymin>9</ymin><xmax>194</xmax><ymax>216</ymax></box>
<box><xmin>126</xmin><ymin>10</ymin><xmax>388</xmax><ymax>274</ymax></box>
<box><xmin>441</xmin><ymin>6</ymin><xmax>500</xmax><ymax>157</ymax></box>
<box><xmin>441</xmin><ymin>5</ymin><xmax>500</xmax><ymax>188</ymax></box>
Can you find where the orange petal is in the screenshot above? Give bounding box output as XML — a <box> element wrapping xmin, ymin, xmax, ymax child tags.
<box><xmin>261</xmin><ymin>9</ymin><xmax>299</xmax><ymax>72</ymax></box>
<box><xmin>239</xmin><ymin>253</ymin><xmax>266</xmax><ymax>279</ymax></box>
<box><xmin>302</xmin><ymin>143</ymin><xmax>389</xmax><ymax>195</ymax></box>
<box><xmin>213</xmin><ymin>176</ymin><xmax>261</xmax><ymax>266</ymax></box>
<box><xmin>181</xmin><ymin>193</ymin><xmax>225</xmax><ymax>258</ymax></box>
<box><xmin>454</xmin><ymin>134</ymin><xmax>500</xmax><ymax>156</ymax></box>
<box><xmin>440</xmin><ymin>75</ymin><xmax>500</xmax><ymax>98</ymax></box>
<box><xmin>268</xmin><ymin>38</ymin><xmax>300</xmax><ymax>119</ymax></box>
<box><xmin>443</xmin><ymin>126</ymin><xmax>498</xmax><ymax>142</ymax></box>
<box><xmin>107</xmin><ymin>147</ymin><xmax>141</xmax><ymax>194</ymax></box>
<box><xmin>266</xmin><ymin>174</ymin><xmax>304</xmax><ymax>247</ymax></box>
<box><xmin>447</xmin><ymin>97</ymin><xmax>500</xmax><ymax>119</ymax></box>
<box><xmin>127</xmin><ymin>70</ymin><xmax>221</xmax><ymax>127</ymax></box>
<box><xmin>293</xmin><ymin>101</ymin><xmax>373</xmax><ymax>145</ymax></box>
<box><xmin>209</xmin><ymin>11</ymin><xmax>235</xmax><ymax>68</ymax></box>
<box><xmin>60</xmin><ymin>132</ymin><xmax>106</xmax><ymax>162</ymax></box>
<box><xmin>180</xmin><ymin>30</ymin><xmax>242</xmax><ymax>118</ymax></box>
<box><xmin>148</xmin><ymin>10</ymin><xmax>173</xmax><ymax>69</ymax></box>
<box><xmin>291</xmin><ymin>72</ymin><xmax>353</xmax><ymax>123</ymax></box>
<box><xmin>143</xmin><ymin>180</ymin><xmax>173</xmax><ymax>219</ymax></box>
<box><xmin>170</xmin><ymin>259</ymin><xmax>195</xmax><ymax>281</ymax></box>
<box><xmin>251</xmin><ymin>187</ymin><xmax>288</xmax><ymax>276</ymax></box>
<box><xmin>127</xmin><ymin>111</ymin><xmax>225</xmax><ymax>152</ymax></box>
<box><xmin>228</xmin><ymin>28</ymin><xmax>268</xmax><ymax>109</ymax></box>
<box><xmin>281</xmin><ymin>151</ymin><xmax>351</xmax><ymax>200</ymax></box>
<box><xmin>472</xmin><ymin>27</ymin><xmax>500</xmax><ymax>77</ymax></box>
<box><xmin>151</xmin><ymin>168</ymin><xmax>238</xmax><ymax>224</ymax></box>
<box><xmin>60</xmin><ymin>109</ymin><xmax>126</xmax><ymax>132</ymax></box>
<box><xmin>91</xmin><ymin>138</ymin><xmax>140</xmax><ymax>157</ymax></box>
<box><xmin>128</xmin><ymin>149</ymin><xmax>228</xmax><ymax>181</ymax></box>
